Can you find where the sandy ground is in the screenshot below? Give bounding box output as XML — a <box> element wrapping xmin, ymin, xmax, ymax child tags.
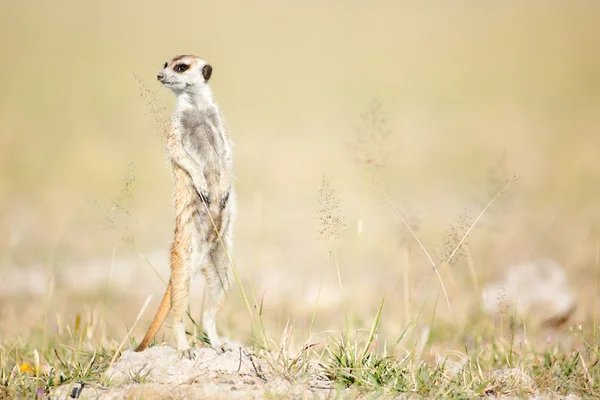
<box><xmin>48</xmin><ymin>346</ymin><xmax>583</xmax><ymax>400</ymax></box>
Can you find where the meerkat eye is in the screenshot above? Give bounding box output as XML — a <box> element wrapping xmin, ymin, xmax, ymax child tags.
<box><xmin>174</xmin><ymin>64</ymin><xmax>189</xmax><ymax>73</ymax></box>
<box><xmin>163</xmin><ymin>62</ymin><xmax>167</xmax><ymax>68</ymax></box>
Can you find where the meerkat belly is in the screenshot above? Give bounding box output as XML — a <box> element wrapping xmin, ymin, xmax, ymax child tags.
<box><xmin>184</xmin><ymin>136</ymin><xmax>223</xmax><ymax>180</ymax></box>
<box><xmin>172</xmin><ymin>165</ymin><xmax>225</xmax><ymax>276</ymax></box>
<box><xmin>203</xmin><ymin>163</ymin><xmax>222</xmax><ymax>191</ymax></box>
<box><xmin>171</xmin><ymin>166</ymin><xmax>199</xmax><ymax>221</ymax></box>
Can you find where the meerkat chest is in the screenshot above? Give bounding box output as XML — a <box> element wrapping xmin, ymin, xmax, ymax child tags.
<box><xmin>183</xmin><ymin>129</ymin><xmax>221</xmax><ymax>168</ymax></box>
<box><xmin>180</xmin><ymin>109</ymin><xmax>228</xmax><ymax>173</ymax></box>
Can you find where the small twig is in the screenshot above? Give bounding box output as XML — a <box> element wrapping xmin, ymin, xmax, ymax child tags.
<box><xmin>244</xmin><ymin>350</ymin><xmax>267</xmax><ymax>382</ymax></box>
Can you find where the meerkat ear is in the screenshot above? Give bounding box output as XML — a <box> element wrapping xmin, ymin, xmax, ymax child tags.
<box><xmin>202</xmin><ymin>64</ymin><xmax>212</xmax><ymax>81</ymax></box>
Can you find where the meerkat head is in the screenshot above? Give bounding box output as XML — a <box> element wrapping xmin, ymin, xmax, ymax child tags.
<box><xmin>156</xmin><ymin>55</ymin><xmax>212</xmax><ymax>95</ymax></box>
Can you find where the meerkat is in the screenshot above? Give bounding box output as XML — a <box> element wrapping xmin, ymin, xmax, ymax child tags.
<box><xmin>135</xmin><ymin>55</ymin><xmax>236</xmax><ymax>356</ymax></box>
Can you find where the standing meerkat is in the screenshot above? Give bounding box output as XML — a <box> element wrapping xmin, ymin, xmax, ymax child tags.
<box><xmin>135</xmin><ymin>55</ymin><xmax>236</xmax><ymax>356</ymax></box>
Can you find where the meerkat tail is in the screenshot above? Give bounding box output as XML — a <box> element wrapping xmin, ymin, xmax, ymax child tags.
<box><xmin>135</xmin><ymin>282</ymin><xmax>172</xmax><ymax>352</ymax></box>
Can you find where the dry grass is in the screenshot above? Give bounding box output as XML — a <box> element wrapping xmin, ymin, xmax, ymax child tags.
<box><xmin>1</xmin><ymin>0</ymin><xmax>600</xmax><ymax>398</ymax></box>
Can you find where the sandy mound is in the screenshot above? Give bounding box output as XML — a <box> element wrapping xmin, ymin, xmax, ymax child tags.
<box><xmin>50</xmin><ymin>346</ymin><xmax>334</xmax><ymax>399</ymax></box>
<box><xmin>107</xmin><ymin>346</ymin><xmax>266</xmax><ymax>386</ymax></box>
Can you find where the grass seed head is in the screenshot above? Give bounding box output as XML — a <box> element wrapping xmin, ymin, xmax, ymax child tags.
<box><xmin>134</xmin><ymin>74</ymin><xmax>169</xmax><ymax>139</ymax></box>
<box><xmin>317</xmin><ymin>175</ymin><xmax>347</xmax><ymax>242</ymax></box>
<box><xmin>350</xmin><ymin>99</ymin><xmax>396</xmax><ymax>174</ymax></box>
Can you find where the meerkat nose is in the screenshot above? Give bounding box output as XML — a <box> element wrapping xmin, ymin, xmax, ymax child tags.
<box><xmin>157</xmin><ymin>72</ymin><xmax>165</xmax><ymax>81</ymax></box>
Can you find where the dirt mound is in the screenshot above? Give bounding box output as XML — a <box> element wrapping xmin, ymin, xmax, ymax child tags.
<box><xmin>50</xmin><ymin>346</ymin><xmax>334</xmax><ymax>399</ymax></box>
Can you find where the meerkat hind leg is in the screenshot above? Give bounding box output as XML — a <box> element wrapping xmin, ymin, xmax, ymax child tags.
<box><xmin>173</xmin><ymin>231</ymin><xmax>210</xmax><ymax>359</ymax></box>
<box><xmin>203</xmin><ymin>240</ymin><xmax>235</xmax><ymax>353</ymax></box>
<box><xmin>170</xmin><ymin>266</ymin><xmax>192</xmax><ymax>358</ymax></box>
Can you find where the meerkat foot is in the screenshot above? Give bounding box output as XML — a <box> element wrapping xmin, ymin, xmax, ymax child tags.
<box><xmin>174</xmin><ymin>321</ymin><xmax>192</xmax><ymax>357</ymax></box>
<box><xmin>214</xmin><ymin>338</ymin><xmax>242</xmax><ymax>354</ymax></box>
<box><xmin>206</xmin><ymin>333</ymin><xmax>237</xmax><ymax>355</ymax></box>
<box><xmin>204</xmin><ymin>316</ymin><xmax>228</xmax><ymax>353</ymax></box>
<box><xmin>180</xmin><ymin>348</ymin><xmax>197</xmax><ymax>360</ymax></box>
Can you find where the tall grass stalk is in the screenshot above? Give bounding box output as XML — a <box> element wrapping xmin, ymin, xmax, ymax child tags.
<box><xmin>441</xmin><ymin>178</ymin><xmax>516</xmax><ymax>272</ymax></box>
<box><xmin>332</xmin><ymin>246</ymin><xmax>350</xmax><ymax>336</ymax></box>
<box><xmin>101</xmin><ymin>232</ymin><xmax>118</xmax><ymax>344</ymax></box>
<box><xmin>106</xmin><ymin>295</ymin><xmax>153</xmax><ymax>372</ymax></box>
<box><xmin>133</xmin><ymin>244</ymin><xmax>167</xmax><ymax>286</ymax></box>
<box><xmin>465</xmin><ymin>245</ymin><xmax>480</xmax><ymax>293</ymax></box>
<box><xmin>377</xmin><ymin>182</ymin><xmax>452</xmax><ymax>316</ymax></box>
<box><xmin>362</xmin><ymin>297</ymin><xmax>385</xmax><ymax>360</ymax></box>
<box><xmin>594</xmin><ymin>241</ymin><xmax>599</xmax><ymax>344</ymax></box>
<box><xmin>309</xmin><ymin>256</ymin><xmax>330</xmax><ymax>339</ymax></box>
<box><xmin>402</xmin><ymin>245</ymin><xmax>411</xmax><ymax>327</ymax></box>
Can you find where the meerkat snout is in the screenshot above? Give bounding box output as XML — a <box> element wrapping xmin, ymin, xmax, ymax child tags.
<box><xmin>157</xmin><ymin>72</ymin><xmax>165</xmax><ymax>81</ymax></box>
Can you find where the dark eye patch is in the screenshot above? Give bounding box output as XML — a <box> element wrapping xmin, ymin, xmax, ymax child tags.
<box><xmin>174</xmin><ymin>64</ymin><xmax>189</xmax><ymax>73</ymax></box>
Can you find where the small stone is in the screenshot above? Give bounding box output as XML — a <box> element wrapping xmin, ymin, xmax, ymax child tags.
<box><xmin>482</xmin><ymin>259</ymin><xmax>576</xmax><ymax>326</ymax></box>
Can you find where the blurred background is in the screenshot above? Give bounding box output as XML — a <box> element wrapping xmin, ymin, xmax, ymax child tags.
<box><xmin>1</xmin><ymin>0</ymin><xmax>599</xmax><ymax>349</ymax></box>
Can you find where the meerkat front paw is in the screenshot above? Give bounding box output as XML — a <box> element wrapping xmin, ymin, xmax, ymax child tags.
<box><xmin>193</xmin><ymin>187</ymin><xmax>211</xmax><ymax>206</ymax></box>
<box><xmin>219</xmin><ymin>190</ymin><xmax>230</xmax><ymax>210</ymax></box>
<box><xmin>198</xmin><ymin>191</ymin><xmax>211</xmax><ymax>206</ymax></box>
<box><xmin>192</xmin><ymin>178</ymin><xmax>211</xmax><ymax>206</ymax></box>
